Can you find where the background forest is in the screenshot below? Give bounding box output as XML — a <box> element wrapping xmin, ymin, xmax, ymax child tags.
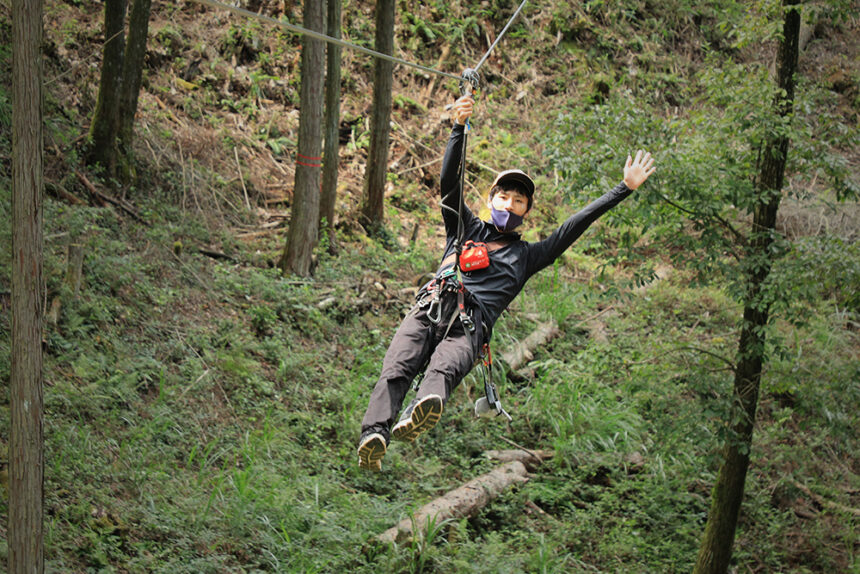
<box><xmin>1</xmin><ymin>0</ymin><xmax>858</xmax><ymax>572</ymax></box>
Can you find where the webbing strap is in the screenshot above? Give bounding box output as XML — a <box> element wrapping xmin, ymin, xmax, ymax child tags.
<box><xmin>478</xmin><ymin>343</ymin><xmax>512</xmax><ymax>420</ymax></box>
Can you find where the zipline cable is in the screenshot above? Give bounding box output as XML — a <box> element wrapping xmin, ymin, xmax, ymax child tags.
<box><xmin>443</xmin><ymin>0</ymin><xmax>530</xmax><ymax>261</ymax></box>
<box><xmin>473</xmin><ymin>0</ymin><xmax>529</xmax><ymax>73</ymax></box>
<box><xmin>190</xmin><ymin>0</ymin><xmax>463</xmax><ymax>82</ymax></box>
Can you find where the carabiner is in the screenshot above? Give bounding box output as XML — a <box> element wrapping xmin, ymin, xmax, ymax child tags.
<box><xmin>427</xmin><ymin>296</ymin><xmax>442</xmax><ymax>324</ymax></box>
<box><xmin>460</xmin><ymin>68</ymin><xmax>480</xmax><ymax>96</ymax></box>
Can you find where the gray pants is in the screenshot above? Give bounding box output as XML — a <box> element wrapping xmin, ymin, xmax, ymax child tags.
<box><xmin>360</xmin><ymin>293</ymin><xmax>479</xmax><ymax>439</ymax></box>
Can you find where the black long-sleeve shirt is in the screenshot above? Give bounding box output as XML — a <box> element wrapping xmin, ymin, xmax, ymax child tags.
<box><xmin>436</xmin><ymin>124</ymin><xmax>634</xmax><ymax>331</ymax></box>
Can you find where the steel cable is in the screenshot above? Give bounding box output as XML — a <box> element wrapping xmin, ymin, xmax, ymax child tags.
<box><xmin>473</xmin><ymin>0</ymin><xmax>529</xmax><ymax>73</ymax></box>
<box><xmin>190</xmin><ymin>0</ymin><xmax>464</xmax><ymax>82</ymax></box>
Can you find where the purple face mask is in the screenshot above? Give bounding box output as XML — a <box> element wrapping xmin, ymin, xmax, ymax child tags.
<box><xmin>490</xmin><ymin>207</ymin><xmax>524</xmax><ymax>232</ymax></box>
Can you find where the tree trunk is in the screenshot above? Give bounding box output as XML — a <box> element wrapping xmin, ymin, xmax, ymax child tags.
<box><xmin>117</xmin><ymin>0</ymin><xmax>153</xmax><ymax>184</ymax></box>
<box><xmin>281</xmin><ymin>0</ymin><xmax>325</xmax><ymax>276</ymax></box>
<box><xmin>360</xmin><ymin>0</ymin><xmax>395</xmax><ymax>234</ymax></box>
<box><xmin>693</xmin><ymin>2</ymin><xmax>801</xmax><ymax>572</ymax></box>
<box><xmin>88</xmin><ymin>0</ymin><xmax>127</xmax><ymax>177</ymax></box>
<box><xmin>319</xmin><ymin>0</ymin><xmax>342</xmax><ymax>253</ymax></box>
<box><xmin>10</xmin><ymin>0</ymin><xmax>45</xmax><ymax>569</ymax></box>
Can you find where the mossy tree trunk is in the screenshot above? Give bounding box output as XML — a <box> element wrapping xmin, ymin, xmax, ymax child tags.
<box><xmin>87</xmin><ymin>0</ymin><xmax>127</xmax><ymax>178</ymax></box>
<box><xmin>693</xmin><ymin>2</ymin><xmax>801</xmax><ymax>572</ymax></box>
<box><xmin>319</xmin><ymin>0</ymin><xmax>342</xmax><ymax>252</ymax></box>
<box><xmin>116</xmin><ymin>0</ymin><xmax>153</xmax><ymax>183</ymax></box>
<box><xmin>360</xmin><ymin>0</ymin><xmax>395</xmax><ymax>234</ymax></box>
<box><xmin>10</xmin><ymin>0</ymin><xmax>45</xmax><ymax>569</ymax></box>
<box><xmin>281</xmin><ymin>0</ymin><xmax>325</xmax><ymax>276</ymax></box>
<box><xmin>88</xmin><ymin>0</ymin><xmax>152</xmax><ymax>185</ymax></box>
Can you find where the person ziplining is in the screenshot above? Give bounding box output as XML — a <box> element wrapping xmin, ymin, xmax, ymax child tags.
<box><xmin>357</xmin><ymin>91</ymin><xmax>656</xmax><ymax>471</ymax></box>
<box><xmin>189</xmin><ymin>0</ymin><xmax>657</xmax><ymax>471</ymax></box>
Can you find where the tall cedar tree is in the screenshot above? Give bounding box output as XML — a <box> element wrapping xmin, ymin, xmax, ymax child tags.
<box><xmin>360</xmin><ymin>0</ymin><xmax>395</xmax><ymax>233</ymax></box>
<box><xmin>281</xmin><ymin>0</ymin><xmax>325</xmax><ymax>276</ymax></box>
<box><xmin>693</xmin><ymin>1</ymin><xmax>802</xmax><ymax>572</ymax></box>
<box><xmin>10</xmin><ymin>0</ymin><xmax>45</xmax><ymax>570</ymax></box>
<box><xmin>319</xmin><ymin>0</ymin><xmax>342</xmax><ymax>252</ymax></box>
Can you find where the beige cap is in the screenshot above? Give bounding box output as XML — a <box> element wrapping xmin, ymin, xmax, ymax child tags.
<box><xmin>491</xmin><ymin>169</ymin><xmax>535</xmax><ymax>199</ymax></box>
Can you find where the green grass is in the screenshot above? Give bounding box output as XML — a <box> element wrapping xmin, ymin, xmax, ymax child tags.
<box><xmin>3</xmin><ymin>188</ymin><xmax>856</xmax><ymax>572</ymax></box>
<box><xmin>2</xmin><ymin>0</ymin><xmax>859</xmax><ymax>571</ymax></box>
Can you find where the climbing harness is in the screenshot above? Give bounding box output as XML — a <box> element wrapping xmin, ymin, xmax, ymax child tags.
<box><xmin>417</xmin><ymin>268</ymin><xmax>466</xmax><ymax>328</ymax></box>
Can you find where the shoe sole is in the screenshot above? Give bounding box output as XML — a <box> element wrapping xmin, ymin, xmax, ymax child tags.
<box><xmin>357</xmin><ymin>434</ymin><xmax>386</xmax><ymax>471</ymax></box>
<box><xmin>391</xmin><ymin>395</ymin><xmax>443</xmax><ymax>443</ymax></box>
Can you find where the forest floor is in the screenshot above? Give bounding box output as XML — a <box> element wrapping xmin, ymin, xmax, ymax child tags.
<box><xmin>1</xmin><ymin>0</ymin><xmax>859</xmax><ymax>572</ymax></box>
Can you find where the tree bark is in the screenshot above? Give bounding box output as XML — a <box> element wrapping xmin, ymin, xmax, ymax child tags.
<box><xmin>319</xmin><ymin>0</ymin><xmax>342</xmax><ymax>252</ymax></box>
<box><xmin>10</xmin><ymin>0</ymin><xmax>45</xmax><ymax>569</ymax></box>
<box><xmin>485</xmin><ymin>449</ymin><xmax>554</xmax><ymax>471</ymax></box>
<box><xmin>693</xmin><ymin>2</ymin><xmax>801</xmax><ymax>572</ymax></box>
<box><xmin>117</xmin><ymin>0</ymin><xmax>153</xmax><ymax>183</ymax></box>
<box><xmin>88</xmin><ymin>0</ymin><xmax>127</xmax><ymax>176</ymax></box>
<box><xmin>376</xmin><ymin>461</ymin><xmax>529</xmax><ymax>544</ymax></box>
<box><xmin>500</xmin><ymin>319</ymin><xmax>559</xmax><ymax>372</ymax></box>
<box><xmin>281</xmin><ymin>0</ymin><xmax>325</xmax><ymax>276</ymax></box>
<box><xmin>360</xmin><ymin>0</ymin><xmax>395</xmax><ymax>234</ymax></box>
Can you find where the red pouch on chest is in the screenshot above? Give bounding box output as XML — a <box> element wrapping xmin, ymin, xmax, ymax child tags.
<box><xmin>460</xmin><ymin>240</ymin><xmax>490</xmax><ymax>271</ymax></box>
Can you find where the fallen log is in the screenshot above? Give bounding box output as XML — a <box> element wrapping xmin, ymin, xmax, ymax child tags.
<box><xmin>500</xmin><ymin>319</ymin><xmax>559</xmax><ymax>372</ymax></box>
<box><xmin>198</xmin><ymin>247</ymin><xmax>236</xmax><ymax>262</ymax></box>
<box><xmin>485</xmin><ymin>449</ymin><xmax>553</xmax><ymax>472</ymax></box>
<box><xmin>376</xmin><ymin>461</ymin><xmax>529</xmax><ymax>545</ymax></box>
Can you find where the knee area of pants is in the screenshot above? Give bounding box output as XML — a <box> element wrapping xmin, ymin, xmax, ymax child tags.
<box><xmin>380</xmin><ymin>374</ymin><xmax>412</xmax><ymax>387</ymax></box>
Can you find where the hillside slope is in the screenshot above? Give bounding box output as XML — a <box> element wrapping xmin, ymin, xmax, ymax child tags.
<box><xmin>1</xmin><ymin>0</ymin><xmax>858</xmax><ymax>571</ymax></box>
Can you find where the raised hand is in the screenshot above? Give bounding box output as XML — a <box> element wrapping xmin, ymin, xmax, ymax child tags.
<box><xmin>453</xmin><ymin>95</ymin><xmax>475</xmax><ymax>126</ymax></box>
<box><xmin>623</xmin><ymin>150</ymin><xmax>656</xmax><ymax>190</ymax></box>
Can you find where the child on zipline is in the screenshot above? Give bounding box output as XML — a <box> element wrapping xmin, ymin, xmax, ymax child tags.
<box><xmin>358</xmin><ymin>94</ymin><xmax>656</xmax><ymax>471</ymax></box>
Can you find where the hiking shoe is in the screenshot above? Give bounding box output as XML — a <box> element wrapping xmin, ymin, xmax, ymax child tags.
<box><xmin>357</xmin><ymin>432</ymin><xmax>387</xmax><ymax>472</ymax></box>
<box><xmin>391</xmin><ymin>394</ymin><xmax>443</xmax><ymax>443</ymax></box>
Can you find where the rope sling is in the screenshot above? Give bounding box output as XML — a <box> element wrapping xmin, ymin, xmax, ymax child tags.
<box><xmin>193</xmin><ymin>0</ymin><xmax>528</xmax><ymax>420</ymax></box>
